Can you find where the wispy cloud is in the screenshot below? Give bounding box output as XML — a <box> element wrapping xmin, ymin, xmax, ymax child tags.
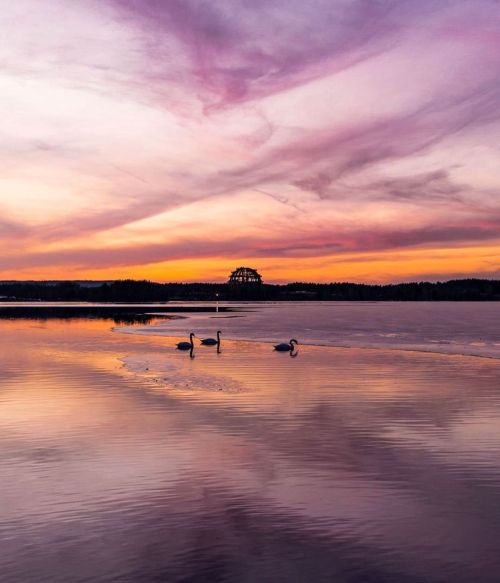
<box><xmin>1</xmin><ymin>0</ymin><xmax>500</xmax><ymax>280</ymax></box>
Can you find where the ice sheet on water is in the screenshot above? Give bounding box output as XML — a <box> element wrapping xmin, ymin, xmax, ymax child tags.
<box><xmin>118</xmin><ymin>302</ymin><xmax>500</xmax><ymax>359</ymax></box>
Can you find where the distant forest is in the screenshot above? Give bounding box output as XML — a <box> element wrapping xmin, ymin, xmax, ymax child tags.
<box><xmin>1</xmin><ymin>278</ymin><xmax>500</xmax><ymax>302</ymax></box>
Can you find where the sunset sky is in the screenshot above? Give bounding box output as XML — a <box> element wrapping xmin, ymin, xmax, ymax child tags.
<box><xmin>1</xmin><ymin>0</ymin><xmax>500</xmax><ymax>283</ymax></box>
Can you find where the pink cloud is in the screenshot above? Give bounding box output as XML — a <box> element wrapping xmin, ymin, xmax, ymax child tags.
<box><xmin>1</xmin><ymin>0</ymin><xmax>500</xmax><ymax>279</ymax></box>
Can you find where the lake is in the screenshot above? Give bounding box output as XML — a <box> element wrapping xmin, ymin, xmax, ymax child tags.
<box><xmin>1</xmin><ymin>302</ymin><xmax>500</xmax><ymax>582</ymax></box>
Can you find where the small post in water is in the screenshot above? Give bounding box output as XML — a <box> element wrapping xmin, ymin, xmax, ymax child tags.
<box><xmin>215</xmin><ymin>292</ymin><xmax>219</xmax><ymax>313</ymax></box>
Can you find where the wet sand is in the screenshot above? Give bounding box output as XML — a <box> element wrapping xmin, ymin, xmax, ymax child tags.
<box><xmin>2</xmin><ymin>318</ymin><xmax>500</xmax><ymax>582</ymax></box>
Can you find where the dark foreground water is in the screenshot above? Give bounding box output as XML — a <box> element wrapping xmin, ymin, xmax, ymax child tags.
<box><xmin>2</xmin><ymin>315</ymin><xmax>500</xmax><ymax>582</ymax></box>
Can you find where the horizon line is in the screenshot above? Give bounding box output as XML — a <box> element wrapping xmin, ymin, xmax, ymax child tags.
<box><xmin>1</xmin><ymin>277</ymin><xmax>500</xmax><ymax>287</ymax></box>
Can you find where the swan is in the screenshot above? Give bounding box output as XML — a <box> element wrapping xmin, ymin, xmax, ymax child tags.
<box><xmin>176</xmin><ymin>333</ymin><xmax>195</xmax><ymax>350</ymax></box>
<box><xmin>201</xmin><ymin>330</ymin><xmax>221</xmax><ymax>346</ymax></box>
<box><xmin>274</xmin><ymin>338</ymin><xmax>298</xmax><ymax>352</ymax></box>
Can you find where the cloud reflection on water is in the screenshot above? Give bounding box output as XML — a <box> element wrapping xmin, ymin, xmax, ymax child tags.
<box><xmin>1</xmin><ymin>319</ymin><xmax>500</xmax><ymax>581</ymax></box>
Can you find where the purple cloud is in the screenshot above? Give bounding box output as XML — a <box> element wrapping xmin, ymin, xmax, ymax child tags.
<box><xmin>2</xmin><ymin>0</ymin><xmax>500</xmax><ymax>279</ymax></box>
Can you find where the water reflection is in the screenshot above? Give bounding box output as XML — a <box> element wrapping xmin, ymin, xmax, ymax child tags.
<box><xmin>1</xmin><ymin>318</ymin><xmax>500</xmax><ymax>582</ymax></box>
<box><xmin>0</xmin><ymin>304</ymin><xmax>229</xmax><ymax>325</ymax></box>
<box><xmin>0</xmin><ymin>305</ymin><xmax>172</xmax><ymax>324</ymax></box>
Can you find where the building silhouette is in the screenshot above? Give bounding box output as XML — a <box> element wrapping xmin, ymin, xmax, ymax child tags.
<box><xmin>228</xmin><ymin>267</ymin><xmax>263</xmax><ymax>285</ymax></box>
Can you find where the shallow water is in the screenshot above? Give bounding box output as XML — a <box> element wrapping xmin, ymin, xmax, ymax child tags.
<box><xmin>2</xmin><ymin>315</ymin><xmax>500</xmax><ymax>582</ymax></box>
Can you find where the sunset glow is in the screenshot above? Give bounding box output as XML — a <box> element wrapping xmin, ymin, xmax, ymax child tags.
<box><xmin>1</xmin><ymin>0</ymin><xmax>500</xmax><ymax>282</ymax></box>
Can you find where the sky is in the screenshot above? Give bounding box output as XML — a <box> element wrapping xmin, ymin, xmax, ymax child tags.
<box><xmin>1</xmin><ymin>0</ymin><xmax>500</xmax><ymax>283</ymax></box>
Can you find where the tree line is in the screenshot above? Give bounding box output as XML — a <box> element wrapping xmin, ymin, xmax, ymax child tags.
<box><xmin>1</xmin><ymin>278</ymin><xmax>500</xmax><ymax>302</ymax></box>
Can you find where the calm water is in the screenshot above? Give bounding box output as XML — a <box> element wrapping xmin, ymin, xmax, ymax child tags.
<box><xmin>1</xmin><ymin>307</ymin><xmax>500</xmax><ymax>582</ymax></box>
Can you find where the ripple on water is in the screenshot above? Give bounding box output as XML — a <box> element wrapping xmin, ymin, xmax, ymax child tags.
<box><xmin>1</xmin><ymin>319</ymin><xmax>500</xmax><ymax>582</ymax></box>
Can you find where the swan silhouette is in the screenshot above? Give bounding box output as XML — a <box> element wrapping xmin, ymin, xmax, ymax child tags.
<box><xmin>177</xmin><ymin>333</ymin><xmax>195</xmax><ymax>350</ymax></box>
<box><xmin>274</xmin><ymin>338</ymin><xmax>298</xmax><ymax>352</ymax></box>
<box><xmin>201</xmin><ymin>330</ymin><xmax>221</xmax><ymax>346</ymax></box>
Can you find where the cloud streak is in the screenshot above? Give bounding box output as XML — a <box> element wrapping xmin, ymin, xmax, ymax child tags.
<box><xmin>1</xmin><ymin>0</ymin><xmax>500</xmax><ymax>281</ymax></box>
